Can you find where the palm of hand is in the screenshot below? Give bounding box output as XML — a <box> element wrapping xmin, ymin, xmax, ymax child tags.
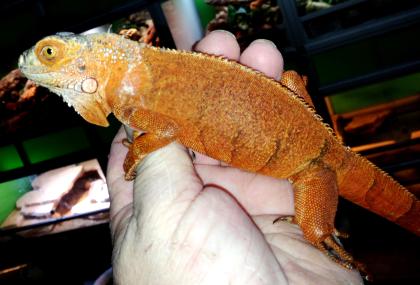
<box><xmin>106</xmin><ymin>31</ymin><xmax>363</xmax><ymax>285</ymax></box>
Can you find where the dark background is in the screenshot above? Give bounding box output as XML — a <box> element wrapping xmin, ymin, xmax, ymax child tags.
<box><xmin>0</xmin><ymin>0</ymin><xmax>419</xmax><ymax>284</ymax></box>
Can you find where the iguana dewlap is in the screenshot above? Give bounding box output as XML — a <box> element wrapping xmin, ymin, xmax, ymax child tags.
<box><xmin>19</xmin><ymin>32</ymin><xmax>419</xmax><ymax>270</ymax></box>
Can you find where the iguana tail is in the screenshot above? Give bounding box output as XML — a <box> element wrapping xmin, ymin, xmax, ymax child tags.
<box><xmin>338</xmin><ymin>152</ymin><xmax>419</xmax><ymax>236</ymax></box>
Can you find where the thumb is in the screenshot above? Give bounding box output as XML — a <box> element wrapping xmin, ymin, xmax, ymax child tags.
<box><xmin>131</xmin><ymin>141</ymin><xmax>203</xmax><ymax>234</ymax></box>
<box><xmin>107</xmin><ymin>126</ymin><xmax>202</xmax><ymax>237</ymax></box>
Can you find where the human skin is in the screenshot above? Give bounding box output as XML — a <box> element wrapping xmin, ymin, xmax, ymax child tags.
<box><xmin>106</xmin><ymin>30</ymin><xmax>363</xmax><ymax>285</ymax></box>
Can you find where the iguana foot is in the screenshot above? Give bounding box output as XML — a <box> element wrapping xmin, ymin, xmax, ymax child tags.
<box><xmin>319</xmin><ymin>235</ymin><xmax>354</xmax><ymax>268</ymax></box>
<box><xmin>123</xmin><ymin>132</ymin><xmax>176</xmax><ymax>180</ymax></box>
<box><xmin>288</xmin><ymin>164</ymin><xmax>370</xmax><ymax>277</ymax></box>
<box><xmin>123</xmin><ymin>148</ymin><xmax>138</xmax><ymax>180</ymax></box>
<box><xmin>333</xmin><ymin>228</ymin><xmax>349</xmax><ymax>239</ymax></box>
<box><xmin>273</xmin><ymin>216</ymin><xmax>368</xmax><ymax>277</ymax></box>
<box><xmin>122</xmin><ymin>138</ymin><xmax>132</xmax><ymax>148</ymax></box>
<box><xmin>318</xmin><ymin>234</ymin><xmax>371</xmax><ymax>280</ymax></box>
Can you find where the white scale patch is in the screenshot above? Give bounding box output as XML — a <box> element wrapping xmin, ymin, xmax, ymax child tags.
<box><xmin>121</xmin><ymin>83</ymin><xmax>135</xmax><ymax>96</ymax></box>
<box><xmin>81</xmin><ymin>78</ymin><xmax>98</xmax><ymax>93</ymax></box>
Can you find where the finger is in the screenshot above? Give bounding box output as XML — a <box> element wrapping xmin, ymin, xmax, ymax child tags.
<box><xmin>131</xmin><ymin>142</ymin><xmax>203</xmax><ymax>233</ymax></box>
<box><xmin>192</xmin><ymin>151</ymin><xmax>231</xmax><ymax>167</ymax></box>
<box><xmin>107</xmin><ymin>127</ymin><xmax>134</xmax><ymax>233</ymax></box>
<box><xmin>195</xmin><ymin>30</ymin><xmax>240</xmax><ymax>60</ymax></box>
<box><xmin>192</xmin><ymin>152</ymin><xmax>222</xmax><ymax>166</ymax></box>
<box><xmin>195</xmin><ymin>165</ymin><xmax>295</xmax><ymax>216</ymax></box>
<box><xmin>240</xmin><ymin>39</ymin><xmax>284</xmax><ymax>80</ymax></box>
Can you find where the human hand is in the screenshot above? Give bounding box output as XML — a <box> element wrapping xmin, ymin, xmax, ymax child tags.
<box><xmin>107</xmin><ymin>30</ymin><xmax>363</xmax><ymax>285</ymax></box>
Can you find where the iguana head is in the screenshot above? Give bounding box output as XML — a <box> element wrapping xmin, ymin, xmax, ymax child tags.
<box><xmin>18</xmin><ymin>32</ymin><xmax>118</xmax><ymax>126</ymax></box>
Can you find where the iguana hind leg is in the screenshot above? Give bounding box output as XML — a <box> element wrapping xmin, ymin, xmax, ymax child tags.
<box><xmin>289</xmin><ymin>163</ymin><xmax>357</xmax><ymax>269</ymax></box>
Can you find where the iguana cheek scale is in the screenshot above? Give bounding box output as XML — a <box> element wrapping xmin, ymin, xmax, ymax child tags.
<box><xmin>19</xmin><ymin>32</ymin><xmax>419</xmax><ymax>271</ymax></box>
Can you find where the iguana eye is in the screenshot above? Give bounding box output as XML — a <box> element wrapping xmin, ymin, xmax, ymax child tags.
<box><xmin>41</xmin><ymin>46</ymin><xmax>57</xmax><ymax>60</ymax></box>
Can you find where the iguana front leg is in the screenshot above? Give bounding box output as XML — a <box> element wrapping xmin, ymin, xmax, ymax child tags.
<box><xmin>289</xmin><ymin>163</ymin><xmax>356</xmax><ymax>269</ymax></box>
<box><xmin>121</xmin><ymin>108</ymin><xmax>179</xmax><ymax>180</ymax></box>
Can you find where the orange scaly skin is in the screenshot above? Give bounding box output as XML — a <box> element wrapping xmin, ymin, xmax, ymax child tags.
<box><xmin>19</xmin><ymin>33</ymin><xmax>419</xmax><ymax>270</ymax></box>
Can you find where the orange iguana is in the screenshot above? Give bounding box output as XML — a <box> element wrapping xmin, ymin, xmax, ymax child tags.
<box><xmin>19</xmin><ymin>32</ymin><xmax>419</xmax><ymax>270</ymax></box>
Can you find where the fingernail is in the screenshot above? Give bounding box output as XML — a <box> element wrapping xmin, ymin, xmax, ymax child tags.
<box><xmin>211</xmin><ymin>30</ymin><xmax>237</xmax><ymax>40</ymax></box>
<box><xmin>250</xmin><ymin>39</ymin><xmax>277</xmax><ymax>49</ymax></box>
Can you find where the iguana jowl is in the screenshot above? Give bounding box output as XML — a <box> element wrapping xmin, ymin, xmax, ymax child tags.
<box><xmin>19</xmin><ymin>32</ymin><xmax>419</xmax><ymax>270</ymax></box>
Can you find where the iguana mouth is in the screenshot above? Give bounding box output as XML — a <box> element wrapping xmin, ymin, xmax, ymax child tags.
<box><xmin>18</xmin><ymin>51</ymin><xmax>58</xmax><ymax>85</ymax></box>
<box><xmin>18</xmin><ymin>50</ymin><xmax>43</xmax><ymax>73</ymax></box>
